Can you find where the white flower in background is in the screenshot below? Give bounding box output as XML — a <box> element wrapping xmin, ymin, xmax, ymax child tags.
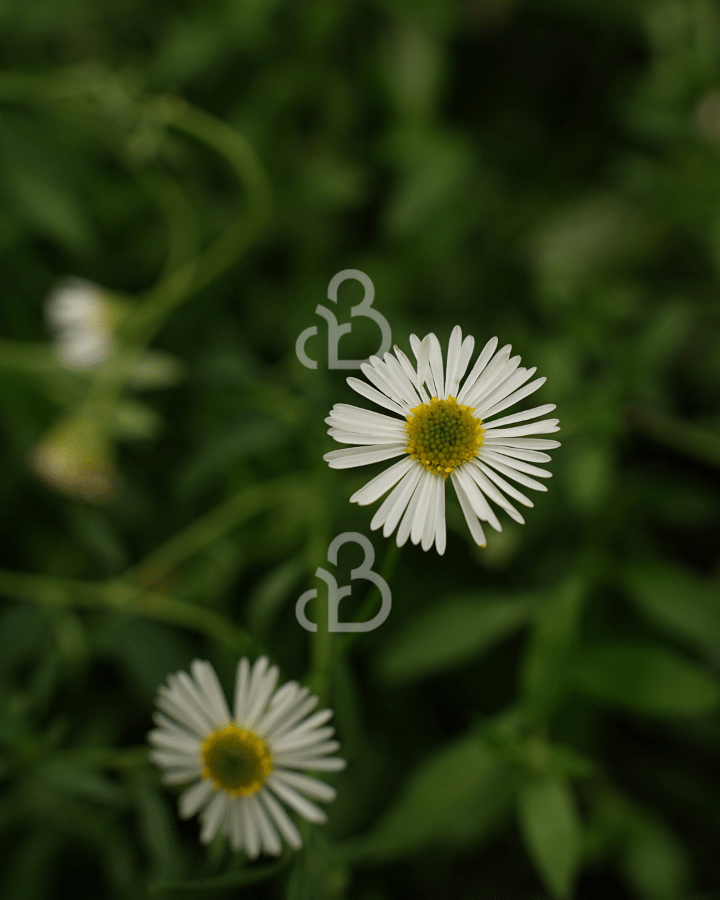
<box><xmin>148</xmin><ymin>657</ymin><xmax>345</xmax><ymax>858</ymax></box>
<box><xmin>324</xmin><ymin>325</ymin><xmax>560</xmax><ymax>555</ymax></box>
<box><xmin>46</xmin><ymin>278</ymin><xmax>116</xmax><ymax>369</ymax></box>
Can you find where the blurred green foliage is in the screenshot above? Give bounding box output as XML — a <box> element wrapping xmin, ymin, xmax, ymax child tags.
<box><xmin>1</xmin><ymin>0</ymin><xmax>720</xmax><ymax>898</ymax></box>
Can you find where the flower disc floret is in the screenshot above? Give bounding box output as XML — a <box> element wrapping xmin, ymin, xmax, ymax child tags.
<box><xmin>406</xmin><ymin>396</ymin><xmax>484</xmax><ymax>477</ymax></box>
<box><xmin>200</xmin><ymin>724</ymin><xmax>272</xmax><ymax>798</ymax></box>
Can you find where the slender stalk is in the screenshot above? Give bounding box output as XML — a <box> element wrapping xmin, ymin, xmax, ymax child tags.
<box><xmin>628</xmin><ymin>404</ymin><xmax>720</xmax><ymax>469</ymax></box>
<box><xmin>125</xmin><ymin>476</ymin><xmax>307</xmax><ymax>588</ymax></box>
<box><xmin>0</xmin><ymin>569</ymin><xmax>258</xmax><ymax>655</ymax></box>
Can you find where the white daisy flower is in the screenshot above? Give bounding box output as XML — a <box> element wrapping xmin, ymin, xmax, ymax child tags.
<box><xmin>148</xmin><ymin>657</ymin><xmax>345</xmax><ymax>858</ymax></box>
<box><xmin>46</xmin><ymin>278</ymin><xmax>116</xmax><ymax>369</ymax></box>
<box><xmin>323</xmin><ymin>325</ymin><xmax>560</xmax><ymax>555</ymax></box>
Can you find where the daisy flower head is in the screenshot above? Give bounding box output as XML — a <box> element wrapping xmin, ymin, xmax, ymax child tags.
<box><xmin>323</xmin><ymin>326</ymin><xmax>560</xmax><ymax>555</ymax></box>
<box><xmin>46</xmin><ymin>278</ymin><xmax>118</xmax><ymax>369</ymax></box>
<box><xmin>148</xmin><ymin>657</ymin><xmax>345</xmax><ymax>858</ymax></box>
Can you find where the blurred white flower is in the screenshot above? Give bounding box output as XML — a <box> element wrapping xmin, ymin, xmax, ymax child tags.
<box><xmin>149</xmin><ymin>657</ymin><xmax>345</xmax><ymax>858</ymax></box>
<box><xmin>324</xmin><ymin>325</ymin><xmax>560</xmax><ymax>554</ymax></box>
<box><xmin>46</xmin><ymin>278</ymin><xmax>116</xmax><ymax>369</ymax></box>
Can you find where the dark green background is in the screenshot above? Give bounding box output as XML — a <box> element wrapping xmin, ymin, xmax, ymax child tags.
<box><xmin>1</xmin><ymin>0</ymin><xmax>720</xmax><ymax>898</ymax></box>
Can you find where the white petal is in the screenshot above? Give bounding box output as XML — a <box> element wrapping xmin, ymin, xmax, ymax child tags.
<box><xmin>396</xmin><ymin>470</ymin><xmax>430</xmax><ymax>547</ymax></box>
<box><xmin>278</xmin><ymin>756</ymin><xmax>346</xmax><ymax>772</ymax></box>
<box><xmin>265</xmin><ymin>693</ymin><xmax>319</xmax><ymax>743</ymax></box>
<box><xmin>150</xmin><ymin>748</ymin><xmax>201</xmax><ymax>770</ymax></box>
<box><xmin>481</xmin><ymin>403</ymin><xmax>556</xmax><ymax>429</ymax></box>
<box><xmin>346</xmin><ymin>377</ymin><xmax>409</xmax><ymax>416</ymax></box>
<box><xmin>241</xmin><ymin>796</ymin><xmax>260</xmax><ymax>859</ymax></box>
<box><xmin>483</xmin><ymin>436</ymin><xmax>561</xmax><ymax>450</ymax></box>
<box><xmin>435</xmin><ymin>479</ymin><xmax>447</xmax><ymax>555</ymax></box>
<box><xmin>467</xmin><ymin>462</ymin><xmax>526</xmax><ymax>524</ymax></box>
<box><xmin>478</xmin><ymin>376</ymin><xmax>547</xmax><ymax>421</ymax></box>
<box><xmin>328</xmin><ymin>403</ymin><xmax>406</xmax><ymax>429</ymax></box>
<box><xmin>148</xmin><ymin>729</ymin><xmax>201</xmax><ymax>756</ymax></box>
<box><xmin>350</xmin><ymin>456</ymin><xmax>414</xmax><ymax>506</ymax></box>
<box><xmin>476</xmin><ymin>461</ymin><xmax>534</xmax><ymax>508</ymax></box>
<box><xmin>426</xmin><ymin>332</ymin><xmax>445</xmax><ymax>399</ymax></box>
<box><xmin>475</xmin><ymin>364</ymin><xmax>535</xmax><ymax>416</ymax></box>
<box><xmin>466</xmin><ymin>354</ymin><xmax>521</xmax><ymax>410</ymax></box>
<box><xmin>248</xmin><ymin>794</ymin><xmax>283</xmax><ymax>856</ymax></box>
<box><xmin>454</xmin><ymin>466</ymin><xmax>502</xmax><ymax>531</ymax></box>
<box><xmin>268</xmin><ymin>776</ymin><xmax>327</xmax><ymax>824</ymax></box>
<box><xmin>258</xmin><ymin>788</ymin><xmax>303</xmax><ymax>849</ymax></box>
<box><xmin>271</xmin><ymin>726</ymin><xmax>335</xmax><ymax>754</ymax></box>
<box><xmin>179</xmin><ymin>779</ymin><xmax>214</xmax><ymax>819</ymax></box>
<box><xmin>481</xmin><ymin>449</ymin><xmax>553</xmax><ymax>479</ymax></box>
<box><xmin>324</xmin><ymin>444</ymin><xmax>407</xmax><ymax>469</ymax></box>
<box><xmin>380</xmin><ymin>353</ymin><xmax>423</xmax><ymax>407</ymax></box>
<box><xmin>443</xmin><ymin>325</ymin><xmax>464</xmax><ymax>399</ymax></box>
<box><xmin>479</xmin><ymin>451</ymin><xmax>549</xmax><ymax>491</ymax></box>
<box><xmin>244</xmin><ymin>658</ymin><xmax>279</xmax><ymax>729</ymax></box>
<box><xmin>160</xmin><ymin>766</ymin><xmax>204</xmax><ymax>784</ymax></box>
<box><xmin>360</xmin><ymin>359</ymin><xmax>410</xmax><ymax>408</ymax></box>
<box><xmin>191</xmin><ymin>660</ymin><xmax>232</xmax><ymax>726</ymax></box>
<box><xmin>169</xmin><ymin>672</ymin><xmax>218</xmax><ymax>733</ymax></box>
<box><xmin>272</xmin><ymin>769</ymin><xmax>337</xmax><ymax>802</ymax></box>
<box><xmin>254</xmin><ymin>682</ymin><xmax>304</xmax><ymax>736</ymax></box>
<box><xmin>327</xmin><ymin>427</ymin><xmax>406</xmax><ymax>445</ymax></box>
<box><xmin>450</xmin><ymin>471</ymin><xmax>487</xmax><ymax>548</ymax></box>
<box><xmin>199</xmin><ymin>791</ymin><xmax>229</xmax><ymax>844</ymax></box>
<box><xmin>457</xmin><ymin>336</ymin><xmax>499</xmax><ymax>403</ymax></box>
<box><xmin>158</xmin><ymin>685</ymin><xmax>213</xmax><ymax>737</ymax></box>
<box><xmin>228</xmin><ymin>798</ymin><xmax>243</xmax><ymax>852</ymax></box>
<box><xmin>421</xmin><ymin>473</ymin><xmax>440</xmax><ymax>551</ymax></box>
<box><xmin>459</xmin><ymin>342</ymin><xmax>510</xmax><ymax>405</ymax></box>
<box><xmin>233</xmin><ymin>657</ymin><xmax>250</xmax><ymax>723</ymax></box>
<box><xmin>369</xmin><ymin>464</ymin><xmax>423</xmax><ymax>536</ymax></box>
<box><xmin>483</xmin><ymin>418</ymin><xmax>560</xmax><ymax>438</ymax></box>
<box><xmin>410</xmin><ymin>468</ymin><xmax>436</xmax><ymax>546</ymax></box>
<box><xmin>484</xmin><ymin>446</ymin><xmax>552</xmax><ymax>463</ymax></box>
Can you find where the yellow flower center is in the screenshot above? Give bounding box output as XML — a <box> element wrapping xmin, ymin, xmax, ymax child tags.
<box><xmin>200</xmin><ymin>724</ymin><xmax>272</xmax><ymax>798</ymax></box>
<box><xmin>405</xmin><ymin>396</ymin><xmax>484</xmax><ymax>478</ymax></box>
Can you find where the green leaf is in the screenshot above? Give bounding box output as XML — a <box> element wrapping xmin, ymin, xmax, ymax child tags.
<box><xmin>376</xmin><ymin>592</ymin><xmax>536</xmax><ymax>683</ymax></box>
<box><xmin>360</xmin><ymin>734</ymin><xmax>516</xmax><ymax>860</ymax></box>
<box><xmin>521</xmin><ymin>577</ymin><xmax>587</xmax><ymax>725</ymax></box>
<box><xmin>624</xmin><ymin>563</ymin><xmax>720</xmax><ymax>665</ymax></box>
<box><xmin>518</xmin><ymin>775</ymin><xmax>582</xmax><ymax>900</ymax></box>
<box><xmin>621</xmin><ymin>810</ymin><xmax>689</xmax><ymax>900</ymax></box>
<box><xmin>573</xmin><ymin>643</ymin><xmax>720</xmax><ymax>716</ymax></box>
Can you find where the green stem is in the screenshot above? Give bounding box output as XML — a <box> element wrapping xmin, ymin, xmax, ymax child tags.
<box><xmin>336</xmin><ymin>539</ymin><xmax>402</xmax><ymax>660</ymax></box>
<box><xmin>0</xmin><ymin>569</ymin><xmax>258</xmax><ymax>655</ymax></box>
<box><xmin>125</xmin><ymin>476</ymin><xmax>307</xmax><ymax>588</ymax></box>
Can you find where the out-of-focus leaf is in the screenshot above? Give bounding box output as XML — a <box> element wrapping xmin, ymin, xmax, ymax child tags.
<box><xmin>573</xmin><ymin>643</ymin><xmax>720</xmax><ymax>716</ymax></box>
<box><xmin>0</xmin><ymin>604</ymin><xmax>48</xmax><ymax>674</ymax></box>
<box><xmin>125</xmin><ymin>351</ymin><xmax>186</xmax><ymax>391</ymax></box>
<box><xmin>37</xmin><ymin>760</ymin><xmax>125</xmax><ymax>807</ymax></box>
<box><xmin>99</xmin><ymin>617</ymin><xmax>193</xmax><ymax>702</ymax></box>
<box><xmin>246</xmin><ymin>556</ymin><xmax>306</xmax><ymax>637</ymax></box>
<box><xmin>376</xmin><ymin>592</ymin><xmax>535</xmax><ymax>683</ymax></box>
<box><xmin>175</xmin><ymin>415</ymin><xmax>288</xmax><ymax>500</ymax></box>
<box><xmin>359</xmin><ymin>734</ymin><xmax>515</xmax><ymax>860</ymax></box>
<box><xmin>517</xmin><ymin>775</ymin><xmax>582</xmax><ymax>900</ymax></box>
<box><xmin>0</xmin><ymin>152</ymin><xmax>93</xmax><ymax>254</ymax></box>
<box><xmin>563</xmin><ymin>440</ymin><xmax>614</xmax><ymax>513</ymax></box>
<box><xmin>129</xmin><ymin>769</ymin><xmax>184</xmax><ymax>884</ymax></box>
<box><xmin>113</xmin><ymin>399</ymin><xmax>163</xmax><ymax>441</ymax></box>
<box><xmin>621</xmin><ymin>808</ymin><xmax>689</xmax><ymax>900</ymax></box>
<box><xmin>286</xmin><ymin>836</ymin><xmax>348</xmax><ymax>900</ymax></box>
<box><xmin>624</xmin><ymin>563</ymin><xmax>720</xmax><ymax>665</ymax></box>
<box><xmin>521</xmin><ymin>576</ymin><xmax>587</xmax><ymax>725</ymax></box>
